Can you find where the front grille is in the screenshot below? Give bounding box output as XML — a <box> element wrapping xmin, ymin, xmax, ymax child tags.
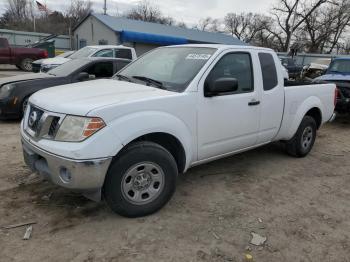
<box><xmin>48</xmin><ymin>117</ymin><xmax>60</xmax><ymax>137</ymax></box>
<box><xmin>339</xmin><ymin>87</ymin><xmax>350</xmax><ymax>98</ymax></box>
<box><xmin>25</xmin><ymin>104</ymin><xmax>64</xmax><ymax>140</ymax></box>
<box><xmin>28</xmin><ymin>106</ymin><xmax>44</xmax><ymax>133</ymax></box>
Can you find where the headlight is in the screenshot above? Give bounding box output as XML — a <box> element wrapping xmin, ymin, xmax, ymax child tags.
<box><xmin>0</xmin><ymin>84</ymin><xmax>15</xmax><ymax>99</ymax></box>
<box><xmin>55</xmin><ymin>116</ymin><xmax>106</xmax><ymax>142</ymax></box>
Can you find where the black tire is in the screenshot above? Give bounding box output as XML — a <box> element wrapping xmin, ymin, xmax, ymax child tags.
<box><xmin>21</xmin><ymin>97</ymin><xmax>29</xmax><ymax>117</ymax></box>
<box><xmin>286</xmin><ymin>116</ymin><xmax>317</xmax><ymax>157</ymax></box>
<box><xmin>20</xmin><ymin>58</ymin><xmax>33</xmax><ymax>72</ymax></box>
<box><xmin>104</xmin><ymin>141</ymin><xmax>178</xmax><ymax>217</ymax></box>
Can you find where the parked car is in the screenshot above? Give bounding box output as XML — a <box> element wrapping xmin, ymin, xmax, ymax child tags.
<box><xmin>32</xmin><ymin>51</ymin><xmax>75</xmax><ymax>73</ymax></box>
<box><xmin>21</xmin><ymin>45</ymin><xmax>336</xmax><ymax>217</ymax></box>
<box><xmin>0</xmin><ymin>37</ymin><xmax>48</xmax><ymax>71</ymax></box>
<box><xmin>0</xmin><ymin>58</ymin><xmax>130</xmax><ymax>119</ymax></box>
<box><xmin>314</xmin><ymin>57</ymin><xmax>350</xmax><ymax>113</ymax></box>
<box><xmin>280</xmin><ymin>56</ymin><xmax>304</xmax><ymax>79</ymax></box>
<box><xmin>40</xmin><ymin>45</ymin><xmax>137</xmax><ymax>72</ymax></box>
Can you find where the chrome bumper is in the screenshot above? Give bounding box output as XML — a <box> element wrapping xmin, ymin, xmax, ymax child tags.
<box><xmin>22</xmin><ymin>137</ymin><xmax>112</xmax><ymax>200</ymax></box>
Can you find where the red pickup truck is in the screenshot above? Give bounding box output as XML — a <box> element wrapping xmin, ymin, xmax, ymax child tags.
<box><xmin>0</xmin><ymin>37</ymin><xmax>48</xmax><ymax>71</ymax></box>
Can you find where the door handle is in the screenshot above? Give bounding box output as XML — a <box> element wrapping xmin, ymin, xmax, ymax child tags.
<box><xmin>248</xmin><ymin>100</ymin><xmax>260</xmax><ymax>106</ymax></box>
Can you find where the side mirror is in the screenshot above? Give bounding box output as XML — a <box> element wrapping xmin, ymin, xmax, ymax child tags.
<box><xmin>77</xmin><ymin>72</ymin><xmax>89</xmax><ymax>81</ymax></box>
<box><xmin>205</xmin><ymin>77</ymin><xmax>239</xmax><ymax>97</ymax></box>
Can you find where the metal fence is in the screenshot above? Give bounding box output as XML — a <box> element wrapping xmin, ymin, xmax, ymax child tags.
<box><xmin>0</xmin><ymin>29</ymin><xmax>71</xmax><ymax>51</ymax></box>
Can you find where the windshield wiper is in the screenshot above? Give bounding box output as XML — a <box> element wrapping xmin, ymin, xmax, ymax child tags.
<box><xmin>115</xmin><ymin>74</ymin><xmax>132</xmax><ymax>82</ymax></box>
<box><xmin>132</xmin><ymin>75</ymin><xmax>165</xmax><ymax>89</ymax></box>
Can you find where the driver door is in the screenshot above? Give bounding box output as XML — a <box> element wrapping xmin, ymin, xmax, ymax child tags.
<box><xmin>197</xmin><ymin>51</ymin><xmax>261</xmax><ymax>160</ymax></box>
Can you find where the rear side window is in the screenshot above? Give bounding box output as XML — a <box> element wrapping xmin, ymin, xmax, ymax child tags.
<box><xmin>116</xmin><ymin>60</ymin><xmax>130</xmax><ymax>71</ymax></box>
<box><xmin>259</xmin><ymin>53</ymin><xmax>278</xmax><ymax>91</ymax></box>
<box><xmin>84</xmin><ymin>62</ymin><xmax>114</xmax><ymax>78</ymax></box>
<box><xmin>93</xmin><ymin>49</ymin><xmax>113</xmax><ymax>58</ymax></box>
<box><xmin>115</xmin><ymin>49</ymin><xmax>132</xmax><ymax>60</ymax></box>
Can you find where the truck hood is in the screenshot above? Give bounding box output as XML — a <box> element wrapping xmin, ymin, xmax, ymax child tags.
<box><xmin>29</xmin><ymin>79</ymin><xmax>176</xmax><ymax>116</ymax></box>
<box><xmin>315</xmin><ymin>74</ymin><xmax>350</xmax><ymax>82</ymax></box>
<box><xmin>0</xmin><ymin>73</ymin><xmax>51</xmax><ymax>86</ymax></box>
<box><xmin>41</xmin><ymin>57</ymin><xmax>71</xmax><ymax>65</ymax></box>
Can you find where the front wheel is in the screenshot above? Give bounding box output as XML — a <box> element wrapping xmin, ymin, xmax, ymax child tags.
<box><xmin>103</xmin><ymin>141</ymin><xmax>178</xmax><ymax>217</ymax></box>
<box><xmin>286</xmin><ymin>116</ymin><xmax>317</xmax><ymax>157</ymax></box>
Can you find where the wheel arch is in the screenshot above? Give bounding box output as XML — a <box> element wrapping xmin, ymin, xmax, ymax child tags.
<box><xmin>121</xmin><ymin>132</ymin><xmax>187</xmax><ymax>173</ymax></box>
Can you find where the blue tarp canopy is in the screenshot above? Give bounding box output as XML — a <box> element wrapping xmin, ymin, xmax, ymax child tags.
<box><xmin>120</xmin><ymin>30</ymin><xmax>188</xmax><ymax>45</ymax></box>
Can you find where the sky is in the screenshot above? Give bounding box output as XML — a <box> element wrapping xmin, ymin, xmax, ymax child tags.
<box><xmin>0</xmin><ymin>0</ymin><xmax>275</xmax><ymax>25</ymax></box>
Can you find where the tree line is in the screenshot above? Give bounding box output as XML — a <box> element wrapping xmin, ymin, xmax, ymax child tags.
<box><xmin>1</xmin><ymin>0</ymin><xmax>349</xmax><ymax>54</ymax></box>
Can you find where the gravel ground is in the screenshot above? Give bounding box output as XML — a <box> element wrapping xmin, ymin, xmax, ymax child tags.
<box><xmin>0</xmin><ymin>69</ymin><xmax>349</xmax><ymax>262</ymax></box>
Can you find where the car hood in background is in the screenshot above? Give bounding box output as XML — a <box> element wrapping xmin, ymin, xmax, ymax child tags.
<box><xmin>41</xmin><ymin>57</ymin><xmax>71</xmax><ymax>66</ymax></box>
<box><xmin>315</xmin><ymin>74</ymin><xmax>350</xmax><ymax>82</ymax></box>
<box><xmin>29</xmin><ymin>79</ymin><xmax>176</xmax><ymax>116</ymax></box>
<box><xmin>0</xmin><ymin>73</ymin><xmax>51</xmax><ymax>86</ymax></box>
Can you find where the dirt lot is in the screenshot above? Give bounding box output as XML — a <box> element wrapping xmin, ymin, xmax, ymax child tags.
<box><xmin>0</xmin><ymin>73</ymin><xmax>349</xmax><ymax>262</ymax></box>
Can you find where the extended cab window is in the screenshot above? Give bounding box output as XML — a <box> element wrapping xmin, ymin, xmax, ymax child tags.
<box><xmin>83</xmin><ymin>62</ymin><xmax>114</xmax><ymax>78</ymax></box>
<box><xmin>93</xmin><ymin>49</ymin><xmax>113</xmax><ymax>58</ymax></box>
<box><xmin>206</xmin><ymin>53</ymin><xmax>254</xmax><ymax>93</ymax></box>
<box><xmin>115</xmin><ymin>49</ymin><xmax>132</xmax><ymax>60</ymax></box>
<box><xmin>259</xmin><ymin>53</ymin><xmax>278</xmax><ymax>91</ymax></box>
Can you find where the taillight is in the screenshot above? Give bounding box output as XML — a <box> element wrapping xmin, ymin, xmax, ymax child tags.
<box><xmin>43</xmin><ymin>50</ymin><xmax>48</xmax><ymax>58</ymax></box>
<box><xmin>334</xmin><ymin>87</ymin><xmax>339</xmax><ymax>106</ymax></box>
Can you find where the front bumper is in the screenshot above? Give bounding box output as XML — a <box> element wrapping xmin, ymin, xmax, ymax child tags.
<box><xmin>22</xmin><ymin>136</ymin><xmax>112</xmax><ymax>197</ymax></box>
<box><xmin>0</xmin><ymin>97</ymin><xmax>21</xmax><ymax>119</ymax></box>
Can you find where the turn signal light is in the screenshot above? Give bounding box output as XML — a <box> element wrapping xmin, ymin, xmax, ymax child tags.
<box><xmin>83</xmin><ymin>117</ymin><xmax>106</xmax><ymax>138</ymax></box>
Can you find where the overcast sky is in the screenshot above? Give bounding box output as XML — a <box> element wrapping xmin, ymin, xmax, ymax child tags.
<box><xmin>0</xmin><ymin>0</ymin><xmax>275</xmax><ymax>25</ymax></box>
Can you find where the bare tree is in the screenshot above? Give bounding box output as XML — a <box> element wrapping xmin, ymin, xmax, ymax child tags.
<box><xmin>326</xmin><ymin>0</ymin><xmax>350</xmax><ymax>53</ymax></box>
<box><xmin>224</xmin><ymin>13</ymin><xmax>271</xmax><ymax>43</ymax></box>
<box><xmin>194</xmin><ymin>17</ymin><xmax>223</xmax><ymax>32</ymax></box>
<box><xmin>65</xmin><ymin>0</ymin><xmax>92</xmax><ymax>29</ymax></box>
<box><xmin>270</xmin><ymin>0</ymin><xmax>327</xmax><ymax>51</ymax></box>
<box><xmin>125</xmin><ymin>0</ymin><xmax>173</xmax><ymax>25</ymax></box>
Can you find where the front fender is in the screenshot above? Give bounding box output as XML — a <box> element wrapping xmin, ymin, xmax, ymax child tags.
<box><xmin>107</xmin><ymin>111</ymin><xmax>195</xmax><ymax>169</ymax></box>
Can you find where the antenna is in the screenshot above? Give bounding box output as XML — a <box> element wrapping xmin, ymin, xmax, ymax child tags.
<box><xmin>103</xmin><ymin>0</ymin><xmax>107</xmax><ymax>15</ymax></box>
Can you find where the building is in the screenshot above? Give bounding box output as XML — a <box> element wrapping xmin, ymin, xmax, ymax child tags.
<box><xmin>73</xmin><ymin>13</ymin><xmax>245</xmax><ymax>55</ymax></box>
<box><xmin>0</xmin><ymin>29</ymin><xmax>70</xmax><ymax>51</ymax></box>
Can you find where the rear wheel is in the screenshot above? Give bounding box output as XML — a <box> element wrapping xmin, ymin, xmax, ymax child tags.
<box><xmin>20</xmin><ymin>58</ymin><xmax>33</xmax><ymax>72</ymax></box>
<box><xmin>104</xmin><ymin>141</ymin><xmax>178</xmax><ymax>217</ymax></box>
<box><xmin>286</xmin><ymin>116</ymin><xmax>317</xmax><ymax>157</ymax></box>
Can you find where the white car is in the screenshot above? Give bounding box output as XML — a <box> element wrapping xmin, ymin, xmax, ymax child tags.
<box><xmin>40</xmin><ymin>45</ymin><xmax>137</xmax><ymax>72</ymax></box>
<box><xmin>21</xmin><ymin>44</ymin><xmax>336</xmax><ymax>217</ymax></box>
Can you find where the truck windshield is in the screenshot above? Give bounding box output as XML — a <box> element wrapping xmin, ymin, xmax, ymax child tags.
<box><xmin>327</xmin><ymin>60</ymin><xmax>350</xmax><ymax>74</ymax></box>
<box><xmin>115</xmin><ymin>47</ymin><xmax>216</xmax><ymax>92</ymax></box>
<box><xmin>70</xmin><ymin>47</ymin><xmax>98</xmax><ymax>59</ymax></box>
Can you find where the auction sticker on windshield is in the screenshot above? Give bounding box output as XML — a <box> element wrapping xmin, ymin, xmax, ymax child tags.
<box><xmin>186</xmin><ymin>54</ymin><xmax>212</xmax><ymax>60</ymax></box>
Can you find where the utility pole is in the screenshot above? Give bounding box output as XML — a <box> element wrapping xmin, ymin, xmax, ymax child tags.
<box><xmin>103</xmin><ymin>0</ymin><xmax>107</xmax><ymax>15</ymax></box>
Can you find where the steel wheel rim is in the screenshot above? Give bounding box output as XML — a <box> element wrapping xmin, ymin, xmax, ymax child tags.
<box><xmin>121</xmin><ymin>162</ymin><xmax>165</xmax><ymax>205</ymax></box>
<box><xmin>23</xmin><ymin>60</ymin><xmax>32</xmax><ymax>71</ymax></box>
<box><xmin>301</xmin><ymin>126</ymin><xmax>313</xmax><ymax>150</ymax></box>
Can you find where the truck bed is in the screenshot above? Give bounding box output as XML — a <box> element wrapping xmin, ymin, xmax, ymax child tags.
<box><xmin>275</xmin><ymin>83</ymin><xmax>336</xmax><ymax>141</ymax></box>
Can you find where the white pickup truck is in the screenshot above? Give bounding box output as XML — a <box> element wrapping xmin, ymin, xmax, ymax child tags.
<box><xmin>21</xmin><ymin>45</ymin><xmax>336</xmax><ymax>217</ymax></box>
